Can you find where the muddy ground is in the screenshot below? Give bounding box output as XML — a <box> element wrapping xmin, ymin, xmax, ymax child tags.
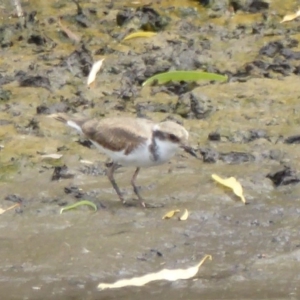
<box><xmin>1</xmin><ymin>0</ymin><xmax>300</xmax><ymax>299</ymax></box>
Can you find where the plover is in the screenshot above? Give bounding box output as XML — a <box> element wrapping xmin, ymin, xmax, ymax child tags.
<box><xmin>51</xmin><ymin>113</ymin><xmax>196</xmax><ymax>207</ymax></box>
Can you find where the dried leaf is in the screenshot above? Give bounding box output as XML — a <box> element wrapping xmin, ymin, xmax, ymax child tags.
<box><xmin>60</xmin><ymin>200</ymin><xmax>97</xmax><ymax>214</ymax></box>
<box><xmin>162</xmin><ymin>209</ymin><xmax>180</xmax><ymax>219</ymax></box>
<box><xmin>212</xmin><ymin>174</ymin><xmax>246</xmax><ymax>204</ymax></box>
<box><xmin>58</xmin><ymin>17</ymin><xmax>81</xmax><ymax>43</ymax></box>
<box><xmin>41</xmin><ymin>153</ymin><xmax>63</xmax><ymax>159</ymax></box>
<box><xmin>98</xmin><ymin>254</ymin><xmax>212</xmax><ymax>290</ymax></box>
<box><xmin>122</xmin><ymin>31</ymin><xmax>156</xmax><ymax>41</ymax></box>
<box><xmin>179</xmin><ymin>209</ymin><xmax>189</xmax><ymax>221</ymax></box>
<box><xmin>0</xmin><ymin>203</ymin><xmax>20</xmax><ymax>215</ymax></box>
<box><xmin>280</xmin><ymin>9</ymin><xmax>300</xmax><ymax>23</ymax></box>
<box><xmin>79</xmin><ymin>159</ymin><xmax>94</xmax><ymax>165</ymax></box>
<box><xmin>87</xmin><ymin>58</ymin><xmax>105</xmax><ymax>87</ymax></box>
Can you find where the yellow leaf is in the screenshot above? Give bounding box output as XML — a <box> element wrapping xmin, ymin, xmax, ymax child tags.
<box><xmin>179</xmin><ymin>209</ymin><xmax>189</xmax><ymax>221</ymax></box>
<box><xmin>280</xmin><ymin>9</ymin><xmax>300</xmax><ymax>23</ymax></box>
<box><xmin>162</xmin><ymin>209</ymin><xmax>180</xmax><ymax>219</ymax></box>
<box><xmin>98</xmin><ymin>254</ymin><xmax>212</xmax><ymax>290</ymax></box>
<box><xmin>212</xmin><ymin>174</ymin><xmax>246</xmax><ymax>204</ymax></box>
<box><xmin>122</xmin><ymin>31</ymin><xmax>157</xmax><ymax>41</ymax></box>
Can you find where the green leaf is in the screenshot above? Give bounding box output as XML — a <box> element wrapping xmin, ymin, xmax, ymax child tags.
<box><xmin>142</xmin><ymin>71</ymin><xmax>227</xmax><ymax>86</ymax></box>
<box><xmin>60</xmin><ymin>200</ymin><xmax>97</xmax><ymax>214</ymax></box>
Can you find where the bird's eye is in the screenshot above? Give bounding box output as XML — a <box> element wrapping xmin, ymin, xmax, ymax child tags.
<box><xmin>169</xmin><ymin>134</ymin><xmax>179</xmax><ymax>142</ymax></box>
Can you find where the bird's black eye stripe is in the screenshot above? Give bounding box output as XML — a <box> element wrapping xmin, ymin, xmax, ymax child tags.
<box><xmin>169</xmin><ymin>134</ymin><xmax>180</xmax><ymax>143</ymax></box>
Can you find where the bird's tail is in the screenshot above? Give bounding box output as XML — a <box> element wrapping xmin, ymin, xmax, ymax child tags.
<box><xmin>49</xmin><ymin>113</ymin><xmax>69</xmax><ymax>124</ymax></box>
<box><xmin>49</xmin><ymin>113</ymin><xmax>86</xmax><ymax>134</ymax></box>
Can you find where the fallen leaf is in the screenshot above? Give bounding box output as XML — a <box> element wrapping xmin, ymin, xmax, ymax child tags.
<box><xmin>162</xmin><ymin>209</ymin><xmax>180</xmax><ymax>219</ymax></box>
<box><xmin>0</xmin><ymin>203</ymin><xmax>20</xmax><ymax>215</ymax></box>
<box><xmin>41</xmin><ymin>153</ymin><xmax>63</xmax><ymax>159</ymax></box>
<box><xmin>212</xmin><ymin>174</ymin><xmax>246</xmax><ymax>204</ymax></box>
<box><xmin>87</xmin><ymin>58</ymin><xmax>105</xmax><ymax>87</ymax></box>
<box><xmin>142</xmin><ymin>71</ymin><xmax>227</xmax><ymax>86</ymax></box>
<box><xmin>280</xmin><ymin>9</ymin><xmax>300</xmax><ymax>23</ymax></box>
<box><xmin>80</xmin><ymin>159</ymin><xmax>94</xmax><ymax>165</ymax></box>
<box><xmin>58</xmin><ymin>17</ymin><xmax>81</xmax><ymax>43</ymax></box>
<box><xmin>122</xmin><ymin>31</ymin><xmax>156</xmax><ymax>41</ymax></box>
<box><xmin>179</xmin><ymin>209</ymin><xmax>189</xmax><ymax>221</ymax></box>
<box><xmin>60</xmin><ymin>200</ymin><xmax>97</xmax><ymax>214</ymax></box>
<box><xmin>98</xmin><ymin>254</ymin><xmax>212</xmax><ymax>290</ymax></box>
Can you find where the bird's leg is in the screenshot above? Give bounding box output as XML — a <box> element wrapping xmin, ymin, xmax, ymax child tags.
<box><xmin>131</xmin><ymin>167</ymin><xmax>145</xmax><ymax>207</ymax></box>
<box><xmin>131</xmin><ymin>168</ymin><xmax>164</xmax><ymax>208</ymax></box>
<box><xmin>106</xmin><ymin>162</ymin><xmax>126</xmax><ymax>204</ymax></box>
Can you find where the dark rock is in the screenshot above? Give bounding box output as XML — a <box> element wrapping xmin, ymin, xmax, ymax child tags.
<box><xmin>136</xmin><ymin>6</ymin><xmax>168</xmax><ymax>31</ymax></box>
<box><xmin>220</xmin><ymin>152</ymin><xmax>255</xmax><ymax>164</ymax></box>
<box><xmin>285</xmin><ymin>135</ymin><xmax>300</xmax><ymax>144</ymax></box>
<box><xmin>59</xmin><ymin>44</ymin><xmax>93</xmax><ymax>78</ymax></box>
<box><xmin>19</xmin><ymin>75</ymin><xmax>52</xmax><ymax>91</ymax></box>
<box><xmin>199</xmin><ymin>147</ymin><xmax>219</xmax><ymax>163</ymax></box>
<box><xmin>27</xmin><ymin>34</ymin><xmax>47</xmax><ymax>46</ymax></box>
<box><xmin>77</xmin><ymin>139</ymin><xmax>93</xmax><ymax>148</ymax></box>
<box><xmin>259</xmin><ymin>41</ymin><xmax>283</xmax><ymax>58</ymax></box>
<box><xmin>208</xmin><ymin>132</ymin><xmax>221</xmax><ymax>141</ymax></box>
<box><xmin>51</xmin><ymin>165</ymin><xmax>75</xmax><ymax>181</ymax></box>
<box><xmin>5</xmin><ymin>194</ymin><xmax>24</xmax><ymax>203</ymax></box>
<box><xmin>267</xmin><ymin>166</ymin><xmax>300</xmax><ymax>186</ymax></box>
<box><xmin>64</xmin><ymin>186</ymin><xmax>84</xmax><ymax>198</ymax></box>
<box><xmin>175</xmin><ymin>91</ymin><xmax>213</xmax><ymax>119</ymax></box>
<box><xmin>190</xmin><ymin>92</ymin><xmax>213</xmax><ymax>119</ymax></box>
<box><xmin>116</xmin><ymin>8</ymin><xmax>134</xmax><ymax>26</ymax></box>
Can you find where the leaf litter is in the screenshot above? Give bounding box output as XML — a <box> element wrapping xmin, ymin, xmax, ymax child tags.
<box><xmin>212</xmin><ymin>174</ymin><xmax>246</xmax><ymax>204</ymax></box>
<box><xmin>97</xmin><ymin>254</ymin><xmax>212</xmax><ymax>290</ymax></box>
<box><xmin>87</xmin><ymin>58</ymin><xmax>105</xmax><ymax>87</ymax></box>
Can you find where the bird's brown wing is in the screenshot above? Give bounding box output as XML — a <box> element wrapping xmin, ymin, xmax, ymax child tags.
<box><xmin>81</xmin><ymin>118</ymin><xmax>153</xmax><ymax>154</ymax></box>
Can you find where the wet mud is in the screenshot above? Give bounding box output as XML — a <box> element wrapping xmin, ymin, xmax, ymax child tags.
<box><xmin>1</xmin><ymin>0</ymin><xmax>300</xmax><ymax>299</ymax></box>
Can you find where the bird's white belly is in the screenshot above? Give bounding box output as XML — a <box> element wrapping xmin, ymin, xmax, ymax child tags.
<box><xmin>90</xmin><ymin>139</ymin><xmax>179</xmax><ymax>168</ymax></box>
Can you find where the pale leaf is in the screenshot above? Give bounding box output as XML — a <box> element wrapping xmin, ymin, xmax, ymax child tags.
<box><xmin>162</xmin><ymin>209</ymin><xmax>180</xmax><ymax>219</ymax></box>
<box><xmin>98</xmin><ymin>255</ymin><xmax>212</xmax><ymax>290</ymax></box>
<box><xmin>87</xmin><ymin>58</ymin><xmax>105</xmax><ymax>87</ymax></box>
<box><xmin>0</xmin><ymin>203</ymin><xmax>20</xmax><ymax>215</ymax></box>
<box><xmin>41</xmin><ymin>153</ymin><xmax>63</xmax><ymax>159</ymax></box>
<box><xmin>179</xmin><ymin>209</ymin><xmax>189</xmax><ymax>221</ymax></box>
<box><xmin>280</xmin><ymin>9</ymin><xmax>300</xmax><ymax>23</ymax></box>
<box><xmin>212</xmin><ymin>174</ymin><xmax>246</xmax><ymax>204</ymax></box>
<box><xmin>80</xmin><ymin>159</ymin><xmax>94</xmax><ymax>165</ymax></box>
<box><xmin>58</xmin><ymin>17</ymin><xmax>81</xmax><ymax>43</ymax></box>
<box><xmin>122</xmin><ymin>31</ymin><xmax>156</xmax><ymax>41</ymax></box>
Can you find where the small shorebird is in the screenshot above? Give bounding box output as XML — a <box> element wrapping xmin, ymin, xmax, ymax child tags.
<box><xmin>51</xmin><ymin>113</ymin><xmax>196</xmax><ymax>207</ymax></box>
